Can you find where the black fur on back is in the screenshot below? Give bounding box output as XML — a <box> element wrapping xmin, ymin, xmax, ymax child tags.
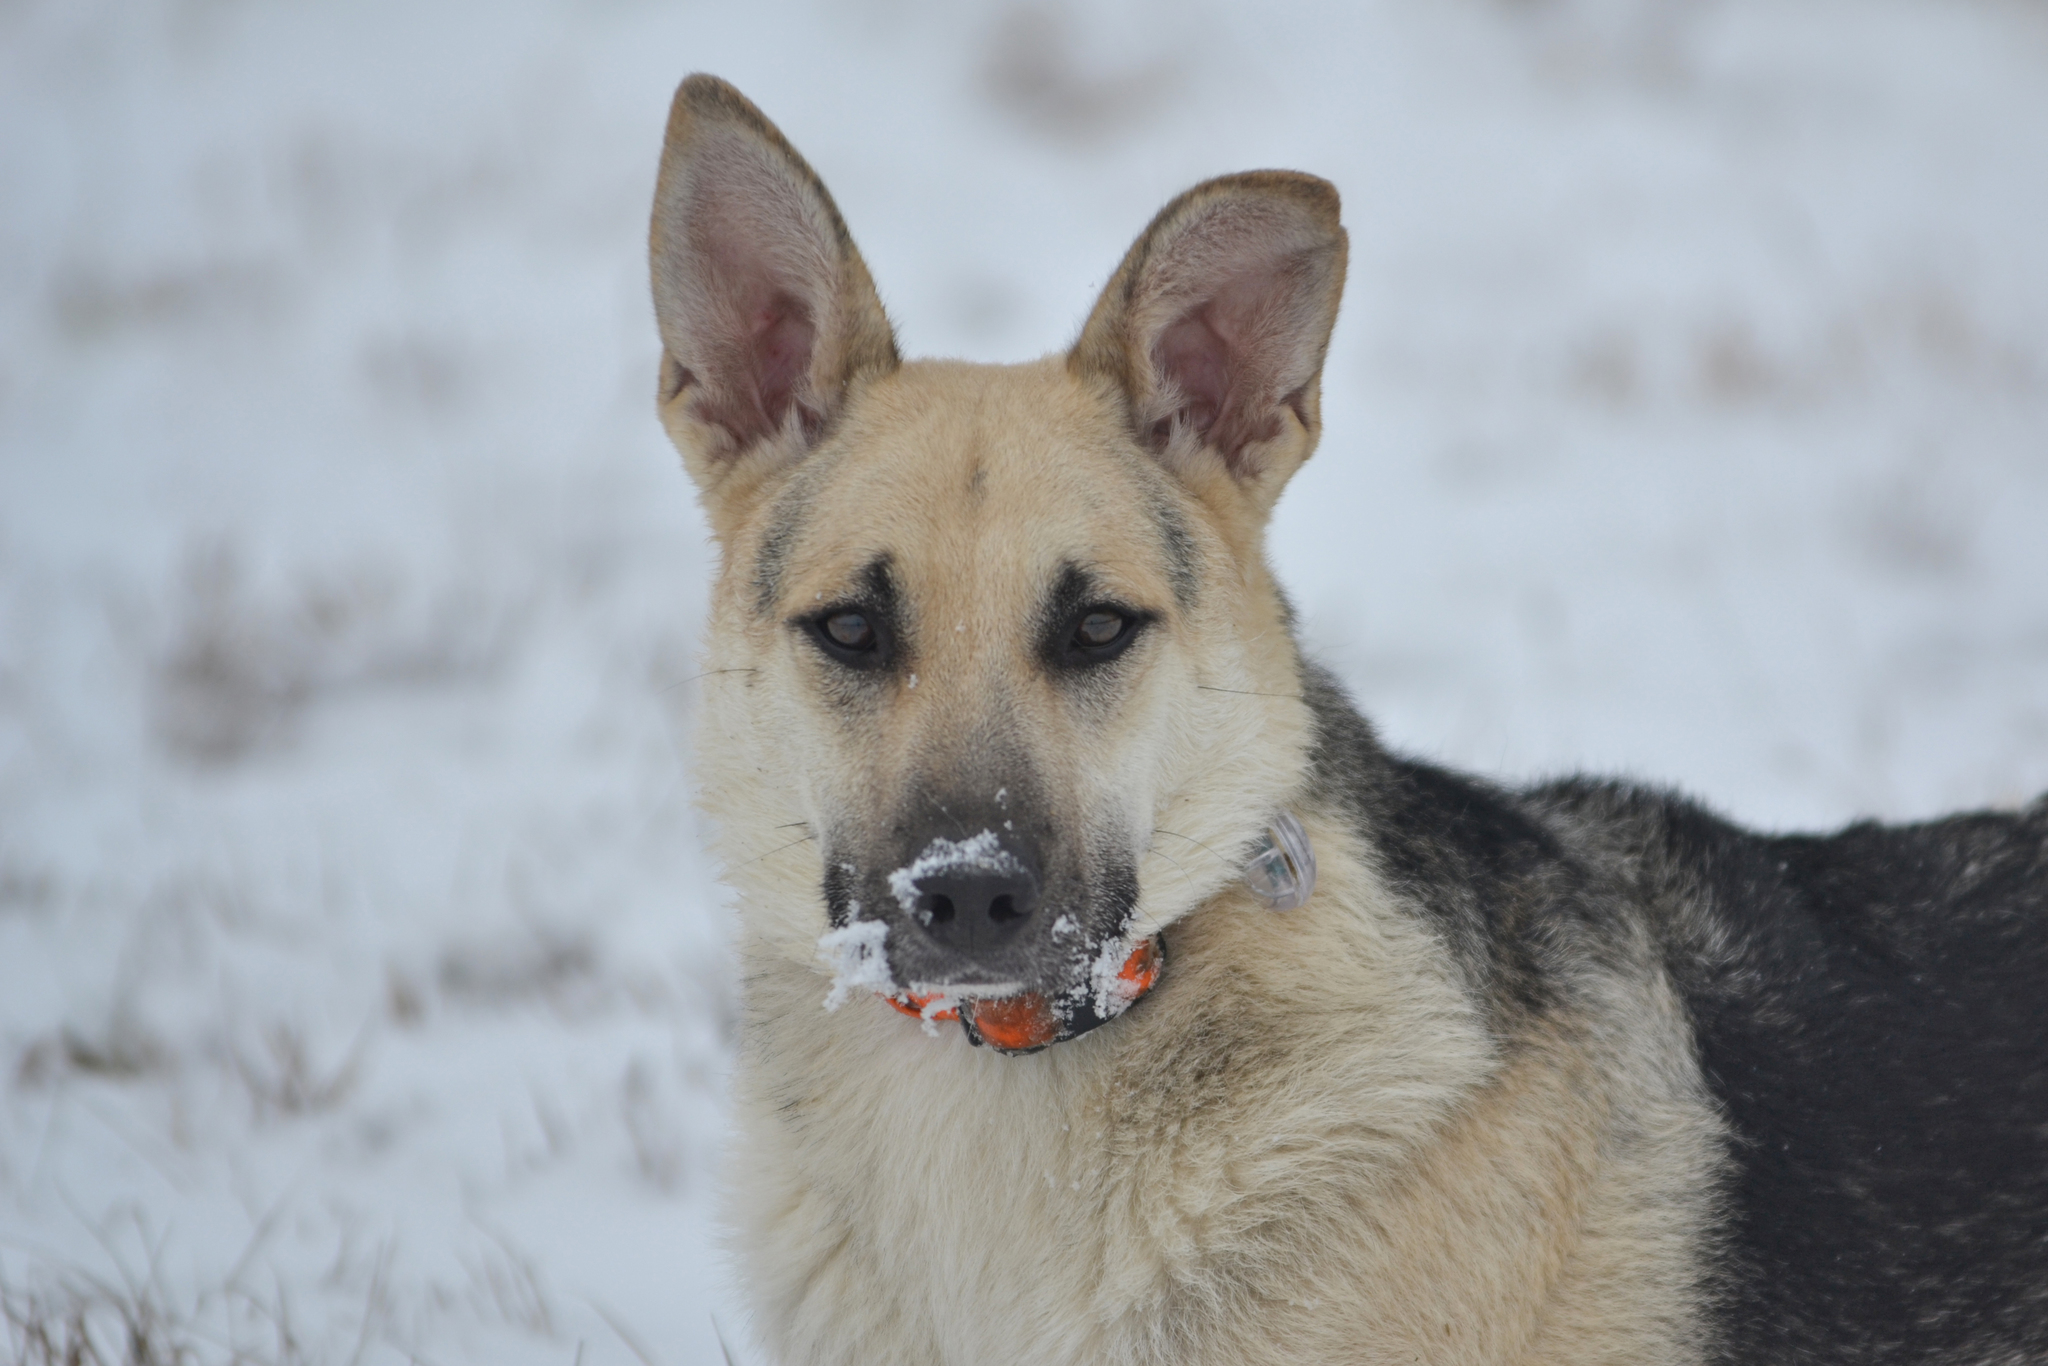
<box><xmin>1542</xmin><ymin>779</ymin><xmax>2048</xmax><ymax>1365</ymax></box>
<box><xmin>1300</xmin><ymin>665</ymin><xmax>1598</xmax><ymax>1021</ymax></box>
<box><xmin>1300</xmin><ymin>665</ymin><xmax>2048</xmax><ymax>1363</ymax></box>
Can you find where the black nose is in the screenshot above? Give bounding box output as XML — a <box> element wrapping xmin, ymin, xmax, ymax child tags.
<box><xmin>911</xmin><ymin>866</ymin><xmax>1040</xmax><ymax>954</ymax></box>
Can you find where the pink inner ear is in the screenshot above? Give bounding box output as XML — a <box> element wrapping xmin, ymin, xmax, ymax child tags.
<box><xmin>688</xmin><ymin>286</ymin><xmax>817</xmax><ymax>449</ymax></box>
<box><xmin>1154</xmin><ymin>305</ymin><xmax>1231</xmax><ymax>442</ymax></box>
<box><xmin>666</xmin><ymin>134</ymin><xmax>833</xmax><ymax>451</ymax></box>
<box><xmin>1151</xmin><ymin>266</ymin><xmax>1287</xmax><ymax>466</ymax></box>
<box><xmin>750</xmin><ymin>290</ymin><xmax>818</xmax><ymax>441</ymax></box>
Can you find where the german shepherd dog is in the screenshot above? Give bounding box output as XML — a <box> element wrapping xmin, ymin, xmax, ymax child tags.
<box><xmin>647</xmin><ymin>75</ymin><xmax>2048</xmax><ymax>1365</ymax></box>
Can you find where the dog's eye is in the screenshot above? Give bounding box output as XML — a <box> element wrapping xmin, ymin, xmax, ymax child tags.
<box><xmin>1075</xmin><ymin>611</ymin><xmax>1126</xmax><ymax>649</ymax></box>
<box><xmin>1058</xmin><ymin>605</ymin><xmax>1146</xmax><ymax>667</ymax></box>
<box><xmin>804</xmin><ymin>607</ymin><xmax>891</xmax><ymax>668</ymax></box>
<box><xmin>824</xmin><ymin>612</ymin><xmax>874</xmax><ymax>650</ymax></box>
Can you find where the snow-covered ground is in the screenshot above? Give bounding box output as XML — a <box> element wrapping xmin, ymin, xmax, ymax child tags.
<box><xmin>3</xmin><ymin>0</ymin><xmax>2044</xmax><ymax>1361</ymax></box>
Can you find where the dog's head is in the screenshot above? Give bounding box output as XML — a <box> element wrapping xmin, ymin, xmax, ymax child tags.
<box><xmin>652</xmin><ymin>76</ymin><xmax>1345</xmax><ymax>1007</ymax></box>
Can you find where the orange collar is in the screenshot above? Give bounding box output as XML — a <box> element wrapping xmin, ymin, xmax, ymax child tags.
<box><xmin>883</xmin><ymin>937</ymin><xmax>1165</xmax><ymax>1054</ymax></box>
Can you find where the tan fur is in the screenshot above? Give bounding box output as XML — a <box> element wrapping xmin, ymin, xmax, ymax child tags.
<box><xmin>652</xmin><ymin>75</ymin><xmax>1728</xmax><ymax>1365</ymax></box>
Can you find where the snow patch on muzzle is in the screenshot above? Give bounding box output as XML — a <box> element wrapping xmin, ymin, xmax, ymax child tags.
<box><xmin>885</xmin><ymin>830</ymin><xmax>1024</xmax><ymax>918</ymax></box>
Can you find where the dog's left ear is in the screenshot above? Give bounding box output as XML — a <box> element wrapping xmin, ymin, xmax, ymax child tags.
<box><xmin>1069</xmin><ymin>173</ymin><xmax>1346</xmax><ymax>512</ymax></box>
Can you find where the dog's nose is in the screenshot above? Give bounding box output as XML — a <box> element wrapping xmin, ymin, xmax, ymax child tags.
<box><xmin>911</xmin><ymin>866</ymin><xmax>1040</xmax><ymax>954</ymax></box>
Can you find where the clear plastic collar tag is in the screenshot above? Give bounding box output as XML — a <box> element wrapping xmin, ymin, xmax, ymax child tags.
<box><xmin>1242</xmin><ymin>809</ymin><xmax>1316</xmax><ymax>911</ymax></box>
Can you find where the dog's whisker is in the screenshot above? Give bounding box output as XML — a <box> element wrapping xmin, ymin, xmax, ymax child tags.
<box><xmin>1196</xmin><ymin>685</ymin><xmax>1302</xmax><ymax>700</ymax></box>
<box><xmin>662</xmin><ymin>667</ymin><xmax>762</xmax><ymax>694</ymax></box>
<box><xmin>1154</xmin><ymin>828</ymin><xmax>1238</xmax><ymax>869</ymax></box>
<box><xmin>1147</xmin><ymin>844</ymin><xmax>1200</xmax><ymax>899</ymax></box>
<box><xmin>932</xmin><ymin>799</ymin><xmax>971</xmax><ymax>839</ymax></box>
<box><xmin>737</xmin><ymin>832</ymin><xmax>816</xmax><ymax>867</ymax></box>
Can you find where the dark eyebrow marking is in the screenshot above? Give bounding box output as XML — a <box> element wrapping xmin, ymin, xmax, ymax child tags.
<box><xmin>859</xmin><ymin>554</ymin><xmax>897</xmax><ymax>611</ymax></box>
<box><xmin>1150</xmin><ymin>492</ymin><xmax>1198</xmax><ymax>609</ymax></box>
<box><xmin>1041</xmin><ymin>562</ymin><xmax>1097</xmax><ymax>639</ymax></box>
<box><xmin>787</xmin><ymin>552</ymin><xmax>898</xmax><ymax>624</ymax></box>
<box><xmin>752</xmin><ymin>477</ymin><xmax>817</xmax><ymax>617</ymax></box>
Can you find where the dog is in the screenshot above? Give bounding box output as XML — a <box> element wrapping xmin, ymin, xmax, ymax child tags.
<box><xmin>646</xmin><ymin>74</ymin><xmax>2048</xmax><ymax>1365</ymax></box>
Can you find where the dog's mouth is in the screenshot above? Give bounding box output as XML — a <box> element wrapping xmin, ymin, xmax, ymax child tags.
<box><xmin>817</xmin><ymin>914</ymin><xmax>1164</xmax><ymax>1055</ymax></box>
<box><xmin>906</xmin><ymin>977</ymin><xmax>1024</xmax><ymax>996</ymax></box>
<box><xmin>813</xmin><ymin>900</ymin><xmax>1124</xmax><ymax>1003</ymax></box>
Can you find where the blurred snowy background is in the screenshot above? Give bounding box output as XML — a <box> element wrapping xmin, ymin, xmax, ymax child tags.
<box><xmin>2</xmin><ymin>0</ymin><xmax>2045</xmax><ymax>1360</ymax></box>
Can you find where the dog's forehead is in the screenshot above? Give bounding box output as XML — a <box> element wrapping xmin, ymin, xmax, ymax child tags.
<box><xmin>760</xmin><ymin>360</ymin><xmax>1194</xmax><ymax>611</ymax></box>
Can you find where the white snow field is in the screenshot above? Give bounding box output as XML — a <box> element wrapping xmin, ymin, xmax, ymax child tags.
<box><xmin>3</xmin><ymin>0</ymin><xmax>2046</xmax><ymax>1361</ymax></box>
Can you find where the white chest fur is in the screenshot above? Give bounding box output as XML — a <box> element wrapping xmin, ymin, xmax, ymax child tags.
<box><xmin>721</xmin><ymin>846</ymin><xmax>1726</xmax><ymax>1366</ymax></box>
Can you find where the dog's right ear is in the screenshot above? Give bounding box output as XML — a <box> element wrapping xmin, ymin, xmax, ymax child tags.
<box><xmin>649</xmin><ymin>76</ymin><xmax>898</xmax><ymax>521</ymax></box>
